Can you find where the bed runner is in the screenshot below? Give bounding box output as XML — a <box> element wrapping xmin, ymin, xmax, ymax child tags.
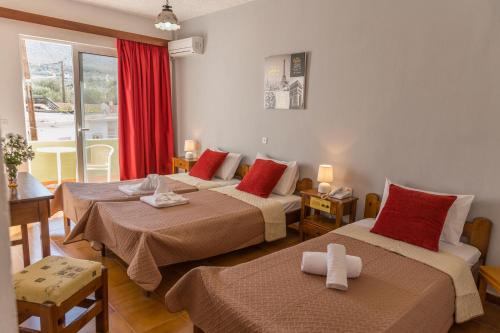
<box><xmin>211</xmin><ymin>186</ymin><xmax>286</xmax><ymax>242</ymax></box>
<box><xmin>168</xmin><ymin>173</ymin><xmax>228</xmax><ymax>190</ymax></box>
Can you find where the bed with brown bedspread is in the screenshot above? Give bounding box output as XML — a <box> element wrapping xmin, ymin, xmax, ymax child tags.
<box><xmin>66</xmin><ymin>190</ymin><xmax>268</xmax><ymax>291</ymax></box>
<box><xmin>165</xmin><ymin>193</ymin><xmax>490</xmax><ymax>333</ymax></box>
<box><xmin>166</xmin><ymin>231</ymin><xmax>456</xmax><ymax>333</ymax></box>
<box><xmin>51</xmin><ymin>177</ymin><xmax>197</xmax><ymax>229</ymax></box>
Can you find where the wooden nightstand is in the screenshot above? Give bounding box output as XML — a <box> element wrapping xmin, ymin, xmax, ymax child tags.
<box><xmin>172</xmin><ymin>156</ymin><xmax>198</xmax><ymax>173</ymax></box>
<box><xmin>479</xmin><ymin>266</ymin><xmax>500</xmax><ymax>306</ymax></box>
<box><xmin>299</xmin><ymin>189</ymin><xmax>358</xmax><ymax>241</ymax></box>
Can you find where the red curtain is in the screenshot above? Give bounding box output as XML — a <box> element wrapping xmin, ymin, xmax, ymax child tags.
<box><xmin>117</xmin><ymin>39</ymin><xmax>174</xmax><ymax>180</ymax></box>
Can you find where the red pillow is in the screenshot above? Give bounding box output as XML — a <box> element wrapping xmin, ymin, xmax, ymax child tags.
<box><xmin>371</xmin><ymin>184</ymin><xmax>456</xmax><ymax>251</ymax></box>
<box><xmin>189</xmin><ymin>149</ymin><xmax>229</xmax><ymax>180</ymax></box>
<box><xmin>237</xmin><ymin>159</ymin><xmax>287</xmax><ymax>198</ymax></box>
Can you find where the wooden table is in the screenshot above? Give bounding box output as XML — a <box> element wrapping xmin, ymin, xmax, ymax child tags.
<box><xmin>9</xmin><ymin>172</ymin><xmax>54</xmax><ymax>267</ymax></box>
<box><xmin>299</xmin><ymin>189</ymin><xmax>358</xmax><ymax>241</ymax></box>
<box><xmin>172</xmin><ymin>156</ymin><xmax>198</xmax><ymax>174</ymax></box>
<box><xmin>479</xmin><ymin>266</ymin><xmax>500</xmax><ymax>306</ymax></box>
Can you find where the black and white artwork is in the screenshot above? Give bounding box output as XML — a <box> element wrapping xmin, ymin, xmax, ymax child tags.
<box><xmin>264</xmin><ymin>52</ymin><xmax>307</xmax><ymax>110</ymax></box>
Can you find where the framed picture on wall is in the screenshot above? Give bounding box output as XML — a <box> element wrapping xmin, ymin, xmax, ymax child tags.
<box><xmin>264</xmin><ymin>52</ymin><xmax>307</xmax><ymax>110</ymax></box>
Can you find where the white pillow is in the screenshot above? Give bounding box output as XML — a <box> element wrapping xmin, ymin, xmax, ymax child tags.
<box><xmin>256</xmin><ymin>153</ymin><xmax>299</xmax><ymax>196</ymax></box>
<box><xmin>213</xmin><ymin>148</ymin><xmax>243</xmax><ymax>181</ymax></box>
<box><xmin>378</xmin><ymin>179</ymin><xmax>474</xmax><ymax>245</ymax></box>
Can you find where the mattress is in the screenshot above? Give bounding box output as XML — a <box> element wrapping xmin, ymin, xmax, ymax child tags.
<box><xmin>352</xmin><ymin>218</ymin><xmax>481</xmax><ymax>266</ymax></box>
<box><xmin>269</xmin><ymin>193</ymin><xmax>301</xmax><ymax>213</ymax></box>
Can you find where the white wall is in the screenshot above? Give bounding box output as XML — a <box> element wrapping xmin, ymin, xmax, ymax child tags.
<box><xmin>0</xmin><ymin>131</ymin><xmax>18</xmax><ymax>331</ymax></box>
<box><xmin>0</xmin><ymin>0</ymin><xmax>171</xmax><ymax>137</ymax></box>
<box><xmin>174</xmin><ymin>0</ymin><xmax>500</xmax><ymax>265</ymax></box>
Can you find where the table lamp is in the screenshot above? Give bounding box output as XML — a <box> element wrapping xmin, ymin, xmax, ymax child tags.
<box><xmin>184</xmin><ymin>140</ymin><xmax>196</xmax><ymax>159</ymax></box>
<box><xmin>317</xmin><ymin>164</ymin><xmax>333</xmax><ymax>194</ymax></box>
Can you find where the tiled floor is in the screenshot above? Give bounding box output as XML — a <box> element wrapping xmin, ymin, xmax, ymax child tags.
<box><xmin>10</xmin><ymin>216</ymin><xmax>500</xmax><ymax>332</ymax></box>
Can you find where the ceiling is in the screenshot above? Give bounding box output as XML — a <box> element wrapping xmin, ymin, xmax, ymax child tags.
<box><xmin>70</xmin><ymin>0</ymin><xmax>256</xmax><ymax>22</ymax></box>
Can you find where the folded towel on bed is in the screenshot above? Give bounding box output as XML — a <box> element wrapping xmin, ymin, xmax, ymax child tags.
<box><xmin>118</xmin><ymin>174</ymin><xmax>160</xmax><ymax>196</ymax></box>
<box><xmin>326</xmin><ymin>243</ymin><xmax>348</xmax><ymax>291</ymax></box>
<box><xmin>301</xmin><ymin>252</ymin><xmax>362</xmax><ymax>278</ymax></box>
<box><xmin>154</xmin><ymin>176</ymin><xmax>171</xmax><ymax>195</ymax></box>
<box><xmin>140</xmin><ymin>192</ymin><xmax>189</xmax><ymax>208</ymax></box>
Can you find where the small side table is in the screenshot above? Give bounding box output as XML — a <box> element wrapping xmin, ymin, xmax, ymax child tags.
<box><xmin>299</xmin><ymin>189</ymin><xmax>358</xmax><ymax>241</ymax></box>
<box><xmin>479</xmin><ymin>266</ymin><xmax>500</xmax><ymax>306</ymax></box>
<box><xmin>9</xmin><ymin>172</ymin><xmax>54</xmax><ymax>267</ymax></box>
<box><xmin>172</xmin><ymin>156</ymin><xmax>198</xmax><ymax>174</ymax></box>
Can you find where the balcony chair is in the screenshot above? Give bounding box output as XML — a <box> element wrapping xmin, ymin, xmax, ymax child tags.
<box><xmin>86</xmin><ymin>144</ymin><xmax>114</xmax><ymax>182</ymax></box>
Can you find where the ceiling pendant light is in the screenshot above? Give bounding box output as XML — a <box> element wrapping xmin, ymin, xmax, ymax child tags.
<box><xmin>155</xmin><ymin>0</ymin><xmax>180</xmax><ymax>31</ymax></box>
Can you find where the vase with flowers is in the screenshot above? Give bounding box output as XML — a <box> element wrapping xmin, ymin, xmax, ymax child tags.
<box><xmin>1</xmin><ymin>133</ymin><xmax>35</xmax><ymax>188</ymax></box>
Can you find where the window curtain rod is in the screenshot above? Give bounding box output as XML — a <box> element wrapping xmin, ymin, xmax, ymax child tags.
<box><xmin>0</xmin><ymin>6</ymin><xmax>170</xmax><ymax>47</ymax></box>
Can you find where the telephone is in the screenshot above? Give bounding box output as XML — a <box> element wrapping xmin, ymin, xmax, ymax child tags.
<box><xmin>323</xmin><ymin>186</ymin><xmax>353</xmax><ymax>200</ymax></box>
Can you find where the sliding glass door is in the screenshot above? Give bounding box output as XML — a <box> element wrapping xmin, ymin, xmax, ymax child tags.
<box><xmin>21</xmin><ymin>38</ymin><xmax>77</xmax><ymax>187</ymax></box>
<box><xmin>21</xmin><ymin>37</ymin><xmax>119</xmax><ymax>185</ymax></box>
<box><xmin>74</xmin><ymin>46</ymin><xmax>119</xmax><ymax>182</ymax></box>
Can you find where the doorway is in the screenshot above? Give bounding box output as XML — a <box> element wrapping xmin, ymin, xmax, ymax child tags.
<box><xmin>20</xmin><ymin>37</ymin><xmax>119</xmax><ymax>186</ymax></box>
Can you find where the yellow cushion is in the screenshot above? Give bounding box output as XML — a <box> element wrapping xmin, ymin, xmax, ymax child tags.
<box><xmin>13</xmin><ymin>256</ymin><xmax>102</xmax><ymax>306</ymax></box>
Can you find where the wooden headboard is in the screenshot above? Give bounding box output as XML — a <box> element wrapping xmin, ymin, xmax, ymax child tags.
<box><xmin>363</xmin><ymin>193</ymin><xmax>492</xmax><ymax>262</ymax></box>
<box><xmin>234</xmin><ymin>164</ymin><xmax>251</xmax><ymax>179</ymax></box>
<box><xmin>295</xmin><ymin>178</ymin><xmax>313</xmax><ymax>193</ymax></box>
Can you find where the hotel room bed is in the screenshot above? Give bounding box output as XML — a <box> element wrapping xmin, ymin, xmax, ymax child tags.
<box><xmin>165</xmin><ymin>193</ymin><xmax>491</xmax><ymax>333</ymax></box>
<box><xmin>51</xmin><ymin>172</ymin><xmax>242</xmax><ymax>232</ymax></box>
<box><xmin>64</xmin><ymin>183</ymin><xmax>309</xmax><ymax>291</ymax></box>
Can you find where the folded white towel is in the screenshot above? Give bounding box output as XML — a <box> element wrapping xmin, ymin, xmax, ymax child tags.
<box><xmin>154</xmin><ymin>176</ymin><xmax>171</xmax><ymax>195</ymax></box>
<box><xmin>119</xmin><ymin>174</ymin><xmax>160</xmax><ymax>196</ymax></box>
<box><xmin>301</xmin><ymin>252</ymin><xmax>362</xmax><ymax>278</ymax></box>
<box><xmin>326</xmin><ymin>243</ymin><xmax>348</xmax><ymax>291</ymax></box>
<box><xmin>140</xmin><ymin>192</ymin><xmax>189</xmax><ymax>208</ymax></box>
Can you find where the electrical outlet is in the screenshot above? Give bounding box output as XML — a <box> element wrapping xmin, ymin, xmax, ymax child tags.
<box><xmin>262</xmin><ymin>137</ymin><xmax>268</xmax><ymax>144</ymax></box>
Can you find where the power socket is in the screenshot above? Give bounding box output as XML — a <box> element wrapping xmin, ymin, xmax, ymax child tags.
<box><xmin>261</xmin><ymin>137</ymin><xmax>268</xmax><ymax>144</ymax></box>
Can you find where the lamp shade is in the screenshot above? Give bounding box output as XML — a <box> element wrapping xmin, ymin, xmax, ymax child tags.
<box><xmin>184</xmin><ymin>140</ymin><xmax>196</xmax><ymax>152</ymax></box>
<box><xmin>317</xmin><ymin>164</ymin><xmax>333</xmax><ymax>183</ymax></box>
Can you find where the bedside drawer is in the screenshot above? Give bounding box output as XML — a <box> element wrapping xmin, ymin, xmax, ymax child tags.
<box><xmin>175</xmin><ymin>159</ymin><xmax>189</xmax><ymax>170</ymax></box>
<box><xmin>309</xmin><ymin>197</ymin><xmax>332</xmax><ymax>213</ymax></box>
<box><xmin>301</xmin><ymin>222</ymin><xmax>328</xmax><ymax>238</ymax></box>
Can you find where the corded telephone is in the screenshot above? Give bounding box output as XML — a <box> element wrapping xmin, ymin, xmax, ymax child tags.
<box><xmin>321</xmin><ymin>186</ymin><xmax>353</xmax><ymax>200</ymax></box>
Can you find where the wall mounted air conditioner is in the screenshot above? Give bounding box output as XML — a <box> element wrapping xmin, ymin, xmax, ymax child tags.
<box><xmin>168</xmin><ymin>37</ymin><xmax>204</xmax><ymax>57</ymax></box>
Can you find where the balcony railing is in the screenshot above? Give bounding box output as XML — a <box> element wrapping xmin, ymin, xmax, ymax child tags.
<box><xmin>29</xmin><ymin>138</ymin><xmax>119</xmax><ymax>183</ymax></box>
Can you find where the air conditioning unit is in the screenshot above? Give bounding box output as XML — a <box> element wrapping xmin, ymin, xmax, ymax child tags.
<box><xmin>168</xmin><ymin>37</ymin><xmax>204</xmax><ymax>58</ymax></box>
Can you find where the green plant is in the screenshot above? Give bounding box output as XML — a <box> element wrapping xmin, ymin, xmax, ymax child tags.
<box><xmin>1</xmin><ymin>133</ymin><xmax>35</xmax><ymax>167</ymax></box>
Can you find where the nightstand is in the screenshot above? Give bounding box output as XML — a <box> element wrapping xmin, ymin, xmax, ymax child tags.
<box><xmin>172</xmin><ymin>156</ymin><xmax>198</xmax><ymax>173</ymax></box>
<box><xmin>479</xmin><ymin>266</ymin><xmax>500</xmax><ymax>306</ymax></box>
<box><xmin>299</xmin><ymin>189</ymin><xmax>358</xmax><ymax>241</ymax></box>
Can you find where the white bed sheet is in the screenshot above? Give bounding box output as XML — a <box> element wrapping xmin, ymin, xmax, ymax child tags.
<box><xmin>167</xmin><ymin>174</ymin><xmax>241</xmax><ymax>187</ymax></box>
<box><xmin>352</xmin><ymin>218</ymin><xmax>481</xmax><ymax>267</ymax></box>
<box><xmin>269</xmin><ymin>193</ymin><xmax>301</xmax><ymax>214</ymax></box>
<box><xmin>210</xmin><ymin>177</ymin><xmax>241</xmax><ymax>186</ymax></box>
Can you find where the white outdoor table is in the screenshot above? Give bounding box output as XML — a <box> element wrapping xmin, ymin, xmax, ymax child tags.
<box><xmin>36</xmin><ymin>146</ymin><xmax>77</xmax><ymax>185</ymax></box>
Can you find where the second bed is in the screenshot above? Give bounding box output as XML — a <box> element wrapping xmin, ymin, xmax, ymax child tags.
<box><xmin>65</xmin><ymin>180</ymin><xmax>311</xmax><ymax>291</ymax></box>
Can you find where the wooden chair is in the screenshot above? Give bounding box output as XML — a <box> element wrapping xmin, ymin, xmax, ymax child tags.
<box><xmin>14</xmin><ymin>256</ymin><xmax>108</xmax><ymax>333</ymax></box>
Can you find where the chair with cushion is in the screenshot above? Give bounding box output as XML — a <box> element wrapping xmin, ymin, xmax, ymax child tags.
<box><xmin>14</xmin><ymin>256</ymin><xmax>108</xmax><ymax>333</ymax></box>
<box><xmin>86</xmin><ymin>144</ymin><xmax>114</xmax><ymax>182</ymax></box>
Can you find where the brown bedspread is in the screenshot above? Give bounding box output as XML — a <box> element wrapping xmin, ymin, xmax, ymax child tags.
<box><xmin>166</xmin><ymin>232</ymin><xmax>455</xmax><ymax>333</ymax></box>
<box><xmin>70</xmin><ymin>190</ymin><xmax>266</xmax><ymax>291</ymax></box>
<box><xmin>51</xmin><ymin>178</ymin><xmax>197</xmax><ymax>225</ymax></box>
